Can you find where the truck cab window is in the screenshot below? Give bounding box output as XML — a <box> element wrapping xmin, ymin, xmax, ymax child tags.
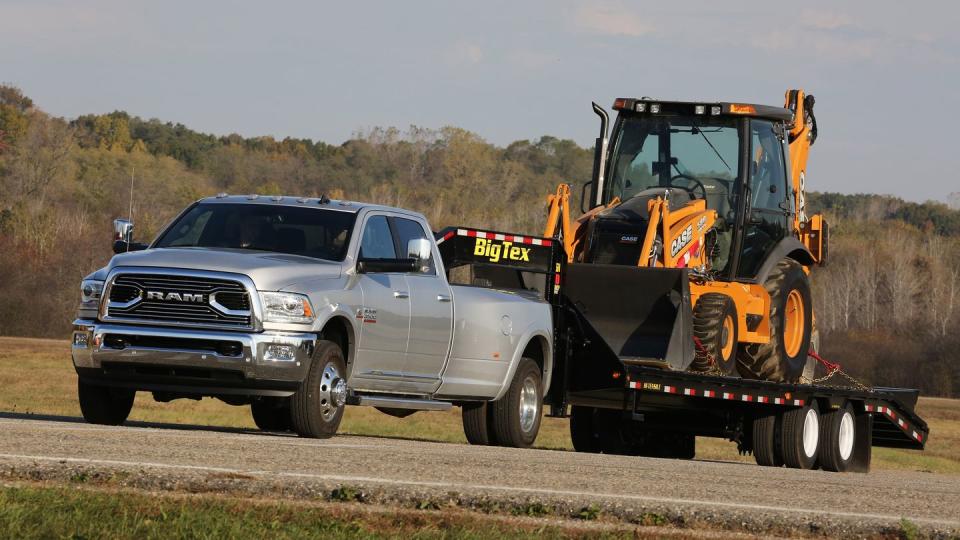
<box><xmin>359</xmin><ymin>215</ymin><xmax>397</xmax><ymax>259</ymax></box>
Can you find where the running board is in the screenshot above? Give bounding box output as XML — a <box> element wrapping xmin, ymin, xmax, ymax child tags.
<box><xmin>348</xmin><ymin>394</ymin><xmax>453</xmax><ymax>411</ymax></box>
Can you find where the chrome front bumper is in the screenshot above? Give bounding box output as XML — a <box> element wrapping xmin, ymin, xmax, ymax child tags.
<box><xmin>71</xmin><ymin>320</ymin><xmax>315</xmax><ymax>396</ymax></box>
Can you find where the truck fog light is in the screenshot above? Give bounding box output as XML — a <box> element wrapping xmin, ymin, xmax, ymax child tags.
<box><xmin>264</xmin><ymin>343</ymin><xmax>297</xmax><ymax>362</ymax></box>
<box><xmin>73</xmin><ymin>333</ymin><xmax>89</xmax><ymax>348</ymax></box>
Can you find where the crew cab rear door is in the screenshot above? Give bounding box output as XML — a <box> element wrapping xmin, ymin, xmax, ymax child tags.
<box><xmin>391</xmin><ymin>216</ymin><xmax>453</xmax><ymax>389</ymax></box>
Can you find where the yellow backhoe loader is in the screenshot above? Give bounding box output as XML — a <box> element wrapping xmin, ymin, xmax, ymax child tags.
<box><xmin>544</xmin><ymin>90</ymin><xmax>827</xmax><ymax>382</ymax></box>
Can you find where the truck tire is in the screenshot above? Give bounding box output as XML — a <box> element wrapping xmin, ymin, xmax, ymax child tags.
<box><xmin>752</xmin><ymin>412</ymin><xmax>783</xmax><ymax>467</ymax></box>
<box><xmin>462</xmin><ymin>401</ymin><xmax>497</xmax><ymax>445</ymax></box>
<box><xmin>818</xmin><ymin>403</ymin><xmax>856</xmax><ymax>472</ymax></box>
<box><xmin>690</xmin><ymin>293</ymin><xmax>738</xmax><ymax>375</ymax></box>
<box><xmin>290</xmin><ymin>340</ymin><xmax>346</xmax><ymax>439</ymax></box>
<box><xmin>781</xmin><ymin>402</ymin><xmax>820</xmax><ymax>469</ymax></box>
<box><xmin>78</xmin><ymin>380</ymin><xmax>135</xmax><ymax>426</ymax></box>
<box><xmin>490</xmin><ymin>357</ymin><xmax>542</xmax><ymax>448</ymax></box>
<box><xmin>251</xmin><ymin>398</ymin><xmax>292</xmax><ymax>432</ymax></box>
<box><xmin>737</xmin><ymin>259</ymin><xmax>812</xmax><ymax>383</ymax></box>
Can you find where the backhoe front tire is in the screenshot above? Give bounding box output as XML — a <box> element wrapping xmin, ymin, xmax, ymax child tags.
<box><xmin>737</xmin><ymin>259</ymin><xmax>812</xmax><ymax>383</ymax></box>
<box><xmin>690</xmin><ymin>293</ymin><xmax>738</xmax><ymax>375</ymax></box>
<box><xmin>78</xmin><ymin>380</ymin><xmax>135</xmax><ymax>426</ymax></box>
<box><xmin>290</xmin><ymin>340</ymin><xmax>346</xmax><ymax>439</ymax></box>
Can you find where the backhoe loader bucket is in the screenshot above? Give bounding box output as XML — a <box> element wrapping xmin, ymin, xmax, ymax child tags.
<box><xmin>563</xmin><ymin>264</ymin><xmax>694</xmax><ymax>373</ymax></box>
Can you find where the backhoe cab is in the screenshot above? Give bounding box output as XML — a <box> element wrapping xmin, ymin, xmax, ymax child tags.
<box><xmin>545</xmin><ymin>90</ymin><xmax>828</xmax><ymax>383</ymax></box>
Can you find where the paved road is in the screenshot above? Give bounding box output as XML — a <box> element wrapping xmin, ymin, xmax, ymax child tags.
<box><xmin>0</xmin><ymin>414</ymin><xmax>957</xmax><ymax>536</ymax></box>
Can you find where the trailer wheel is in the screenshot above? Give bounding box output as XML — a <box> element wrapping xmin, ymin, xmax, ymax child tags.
<box><xmin>737</xmin><ymin>259</ymin><xmax>812</xmax><ymax>383</ymax></box>
<box><xmin>752</xmin><ymin>412</ymin><xmax>783</xmax><ymax>467</ymax></box>
<box><xmin>781</xmin><ymin>402</ymin><xmax>821</xmax><ymax>469</ymax></box>
<box><xmin>690</xmin><ymin>293</ymin><xmax>738</xmax><ymax>375</ymax></box>
<box><xmin>251</xmin><ymin>397</ymin><xmax>292</xmax><ymax>432</ymax></box>
<box><xmin>818</xmin><ymin>403</ymin><xmax>856</xmax><ymax>472</ymax></box>
<box><xmin>78</xmin><ymin>380</ymin><xmax>135</xmax><ymax>426</ymax></box>
<box><xmin>462</xmin><ymin>401</ymin><xmax>498</xmax><ymax>445</ymax></box>
<box><xmin>569</xmin><ymin>406</ymin><xmax>601</xmax><ymax>453</ymax></box>
<box><xmin>491</xmin><ymin>358</ymin><xmax>543</xmax><ymax>448</ymax></box>
<box><xmin>290</xmin><ymin>340</ymin><xmax>347</xmax><ymax>439</ymax></box>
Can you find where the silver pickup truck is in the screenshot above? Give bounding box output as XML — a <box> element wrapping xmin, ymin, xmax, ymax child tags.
<box><xmin>71</xmin><ymin>195</ymin><xmax>553</xmax><ymax>446</ymax></box>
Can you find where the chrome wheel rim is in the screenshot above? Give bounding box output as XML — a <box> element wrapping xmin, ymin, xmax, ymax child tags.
<box><xmin>838</xmin><ymin>410</ymin><xmax>855</xmax><ymax>461</ymax></box>
<box><xmin>318</xmin><ymin>362</ymin><xmax>342</xmax><ymax>421</ymax></box>
<box><xmin>802</xmin><ymin>408</ymin><xmax>820</xmax><ymax>458</ymax></box>
<box><xmin>518</xmin><ymin>375</ymin><xmax>539</xmax><ymax>434</ymax></box>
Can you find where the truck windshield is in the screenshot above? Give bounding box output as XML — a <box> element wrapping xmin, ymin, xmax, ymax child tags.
<box><xmin>606</xmin><ymin>115</ymin><xmax>740</xmax><ymax>213</ymax></box>
<box><xmin>154</xmin><ymin>203</ymin><xmax>357</xmax><ymax>261</ymax></box>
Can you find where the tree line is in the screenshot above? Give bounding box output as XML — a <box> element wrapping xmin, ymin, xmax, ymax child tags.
<box><xmin>0</xmin><ymin>85</ymin><xmax>956</xmax><ymax>396</ymax></box>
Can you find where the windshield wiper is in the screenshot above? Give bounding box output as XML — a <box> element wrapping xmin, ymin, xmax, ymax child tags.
<box><xmin>692</xmin><ymin>126</ymin><xmax>732</xmax><ymax>173</ymax></box>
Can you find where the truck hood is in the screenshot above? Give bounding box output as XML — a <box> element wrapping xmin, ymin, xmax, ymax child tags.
<box><xmin>107</xmin><ymin>247</ymin><xmax>342</xmax><ymax>290</ymax></box>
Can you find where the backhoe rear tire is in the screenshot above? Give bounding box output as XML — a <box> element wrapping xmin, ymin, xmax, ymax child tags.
<box><xmin>690</xmin><ymin>293</ymin><xmax>738</xmax><ymax>375</ymax></box>
<box><xmin>737</xmin><ymin>259</ymin><xmax>812</xmax><ymax>383</ymax></box>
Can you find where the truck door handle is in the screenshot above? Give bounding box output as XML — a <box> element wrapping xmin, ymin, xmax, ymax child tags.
<box><xmin>437</xmin><ymin>294</ymin><xmax>451</xmax><ymax>302</ymax></box>
<box><xmin>393</xmin><ymin>291</ymin><xmax>409</xmax><ymax>299</ymax></box>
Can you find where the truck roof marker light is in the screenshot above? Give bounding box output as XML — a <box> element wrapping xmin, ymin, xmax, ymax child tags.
<box><xmin>635</xmin><ymin>103</ymin><xmax>646</xmax><ymax>112</ymax></box>
<box><xmin>297</xmin><ymin>197</ymin><xmax>308</xmax><ymax>203</ymax></box>
<box><xmin>613</xmin><ymin>98</ymin><xmax>627</xmax><ymax>110</ymax></box>
<box><xmin>247</xmin><ymin>194</ymin><xmax>259</xmax><ymax>200</ymax></box>
<box><xmin>216</xmin><ymin>192</ymin><xmax>228</xmax><ymax>198</ymax></box>
<box><xmin>710</xmin><ymin>106</ymin><xmax>721</xmax><ymax>115</ymax></box>
<box><xmin>729</xmin><ymin>103</ymin><xmax>756</xmax><ymax>114</ymax></box>
<box><xmin>649</xmin><ymin>104</ymin><xmax>661</xmax><ymax>114</ymax></box>
<box><xmin>271</xmin><ymin>196</ymin><xmax>282</xmax><ymax>202</ymax></box>
<box><xmin>694</xmin><ymin>105</ymin><xmax>705</xmax><ymax>115</ymax></box>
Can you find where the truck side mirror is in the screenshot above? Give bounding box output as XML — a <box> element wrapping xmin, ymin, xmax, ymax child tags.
<box><xmin>112</xmin><ymin>218</ymin><xmax>148</xmax><ymax>254</ymax></box>
<box><xmin>114</xmin><ymin>219</ymin><xmax>134</xmax><ymax>243</ymax></box>
<box><xmin>407</xmin><ymin>238</ymin><xmax>431</xmax><ymax>262</ymax></box>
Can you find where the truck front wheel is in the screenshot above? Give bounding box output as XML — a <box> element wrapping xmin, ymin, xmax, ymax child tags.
<box><xmin>251</xmin><ymin>397</ymin><xmax>292</xmax><ymax>432</ymax></box>
<box><xmin>490</xmin><ymin>357</ymin><xmax>542</xmax><ymax>448</ymax></box>
<box><xmin>290</xmin><ymin>340</ymin><xmax>346</xmax><ymax>439</ymax></box>
<box><xmin>78</xmin><ymin>380</ymin><xmax>135</xmax><ymax>426</ymax></box>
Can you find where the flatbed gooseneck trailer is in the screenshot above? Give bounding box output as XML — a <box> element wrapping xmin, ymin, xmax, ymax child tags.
<box><xmin>437</xmin><ymin>226</ymin><xmax>928</xmax><ymax>473</ymax></box>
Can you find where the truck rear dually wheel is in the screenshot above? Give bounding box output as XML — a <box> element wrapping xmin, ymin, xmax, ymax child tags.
<box><xmin>78</xmin><ymin>380</ymin><xmax>135</xmax><ymax>426</ymax></box>
<box><xmin>290</xmin><ymin>340</ymin><xmax>346</xmax><ymax>439</ymax></box>
<box><xmin>490</xmin><ymin>357</ymin><xmax>542</xmax><ymax>448</ymax></box>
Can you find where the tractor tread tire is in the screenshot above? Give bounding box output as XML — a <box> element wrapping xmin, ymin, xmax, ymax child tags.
<box><xmin>690</xmin><ymin>293</ymin><xmax>738</xmax><ymax>375</ymax></box>
<box><xmin>737</xmin><ymin>259</ymin><xmax>812</xmax><ymax>383</ymax></box>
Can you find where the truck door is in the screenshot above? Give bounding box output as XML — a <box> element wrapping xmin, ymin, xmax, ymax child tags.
<box><xmin>353</xmin><ymin>214</ymin><xmax>411</xmax><ymax>389</ymax></box>
<box><xmin>391</xmin><ymin>216</ymin><xmax>453</xmax><ymax>388</ymax></box>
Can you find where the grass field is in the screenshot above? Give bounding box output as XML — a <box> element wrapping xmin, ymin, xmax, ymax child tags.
<box><xmin>1</xmin><ymin>483</ymin><xmax>675</xmax><ymax>539</ymax></box>
<box><xmin>1</xmin><ymin>336</ymin><xmax>957</xmax><ymax>474</ymax></box>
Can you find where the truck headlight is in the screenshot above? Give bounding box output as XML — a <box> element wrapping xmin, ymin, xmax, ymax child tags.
<box><xmin>259</xmin><ymin>292</ymin><xmax>315</xmax><ymax>324</ymax></box>
<box><xmin>80</xmin><ymin>280</ymin><xmax>104</xmax><ymax>308</ymax></box>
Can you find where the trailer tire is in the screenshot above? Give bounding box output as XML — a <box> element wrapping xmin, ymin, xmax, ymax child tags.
<box><xmin>290</xmin><ymin>340</ymin><xmax>346</xmax><ymax>439</ymax></box>
<box><xmin>690</xmin><ymin>293</ymin><xmax>738</xmax><ymax>375</ymax></box>
<box><xmin>251</xmin><ymin>398</ymin><xmax>292</xmax><ymax>432</ymax></box>
<box><xmin>78</xmin><ymin>380</ymin><xmax>135</xmax><ymax>426</ymax></box>
<box><xmin>818</xmin><ymin>403</ymin><xmax>856</xmax><ymax>472</ymax></box>
<box><xmin>752</xmin><ymin>412</ymin><xmax>783</xmax><ymax>467</ymax></box>
<box><xmin>737</xmin><ymin>259</ymin><xmax>812</xmax><ymax>383</ymax></box>
<box><xmin>491</xmin><ymin>357</ymin><xmax>542</xmax><ymax>448</ymax></box>
<box><xmin>781</xmin><ymin>402</ymin><xmax>821</xmax><ymax>469</ymax></box>
<box><xmin>569</xmin><ymin>406</ymin><xmax>601</xmax><ymax>453</ymax></box>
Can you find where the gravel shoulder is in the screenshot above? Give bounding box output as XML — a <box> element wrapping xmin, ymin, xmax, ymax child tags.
<box><xmin>1</xmin><ymin>415</ymin><xmax>958</xmax><ymax>538</ymax></box>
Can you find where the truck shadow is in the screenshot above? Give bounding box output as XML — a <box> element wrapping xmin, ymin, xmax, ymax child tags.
<box><xmin>0</xmin><ymin>411</ymin><xmax>284</xmax><ymax>437</ymax></box>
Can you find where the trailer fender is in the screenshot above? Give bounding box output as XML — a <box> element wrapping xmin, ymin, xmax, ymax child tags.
<box><xmin>754</xmin><ymin>237</ymin><xmax>815</xmax><ymax>284</ymax></box>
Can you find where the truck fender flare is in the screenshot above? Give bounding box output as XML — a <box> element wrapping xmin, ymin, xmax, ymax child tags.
<box><xmin>753</xmin><ymin>237</ymin><xmax>815</xmax><ymax>284</ymax></box>
<box><xmin>492</xmin><ymin>324</ymin><xmax>553</xmax><ymax>402</ymax></box>
<box><xmin>313</xmin><ymin>307</ymin><xmax>360</xmax><ymax>369</ymax></box>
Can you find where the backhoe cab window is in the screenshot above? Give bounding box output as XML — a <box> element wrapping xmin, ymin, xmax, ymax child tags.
<box><xmin>155</xmin><ymin>203</ymin><xmax>356</xmax><ymax>261</ymax></box>
<box><xmin>606</xmin><ymin>116</ymin><xmax>740</xmax><ymax>218</ymax></box>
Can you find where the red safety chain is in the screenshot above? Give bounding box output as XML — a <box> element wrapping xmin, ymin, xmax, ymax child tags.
<box><xmin>807</xmin><ymin>348</ymin><xmax>841</xmax><ymax>372</ymax></box>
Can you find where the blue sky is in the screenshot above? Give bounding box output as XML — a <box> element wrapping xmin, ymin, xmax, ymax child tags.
<box><xmin>2</xmin><ymin>0</ymin><xmax>958</xmax><ymax>202</ymax></box>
